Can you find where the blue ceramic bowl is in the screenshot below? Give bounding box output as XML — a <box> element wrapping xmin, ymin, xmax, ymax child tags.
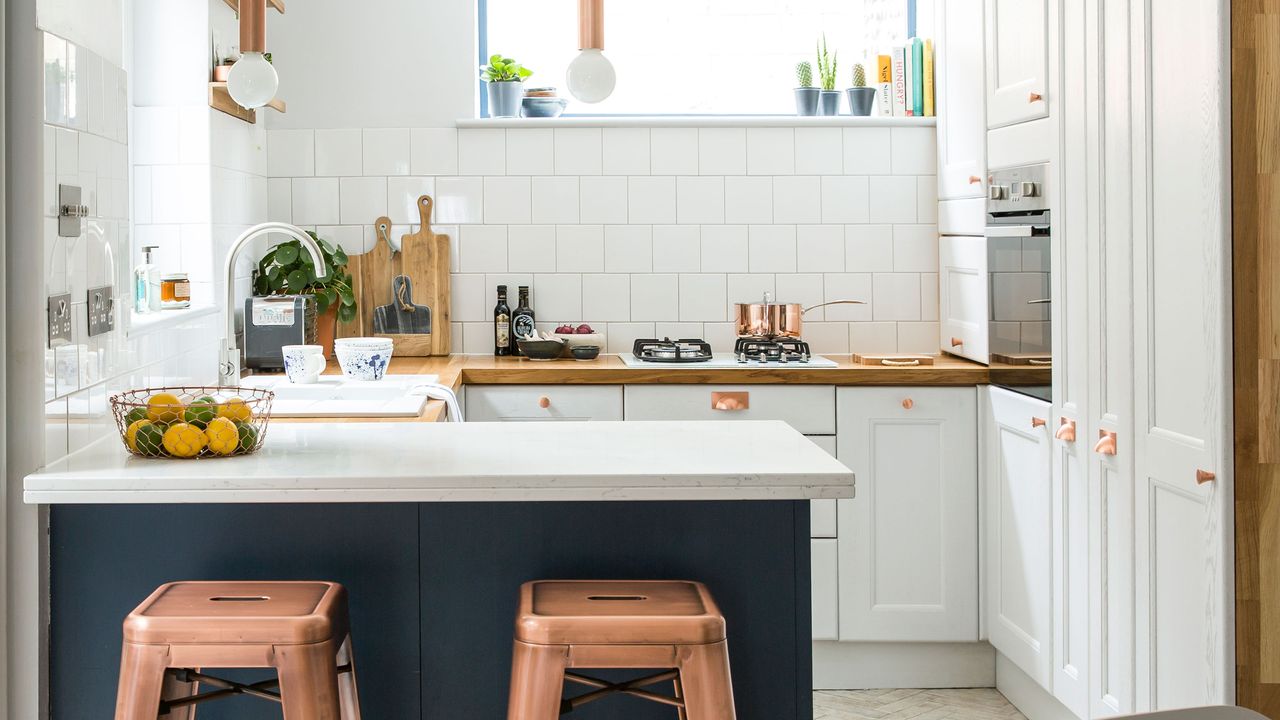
<box><xmin>335</xmin><ymin>338</ymin><xmax>394</xmax><ymax>381</ymax></box>
<box><xmin>521</xmin><ymin>97</ymin><xmax>568</xmax><ymax>118</ymax></box>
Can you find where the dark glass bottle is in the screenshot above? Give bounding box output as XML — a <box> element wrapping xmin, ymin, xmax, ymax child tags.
<box><xmin>494</xmin><ymin>285</ymin><xmax>511</xmax><ymax>356</ymax></box>
<box><xmin>511</xmin><ymin>285</ymin><xmax>536</xmax><ymax>356</ymax></box>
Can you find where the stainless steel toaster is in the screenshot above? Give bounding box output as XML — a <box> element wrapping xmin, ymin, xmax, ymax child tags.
<box><xmin>243</xmin><ymin>295</ymin><xmax>317</xmax><ymax>371</ymax></box>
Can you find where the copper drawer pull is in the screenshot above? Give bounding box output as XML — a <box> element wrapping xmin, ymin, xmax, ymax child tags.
<box><xmin>1196</xmin><ymin>469</ymin><xmax>1216</xmax><ymax>485</ymax></box>
<box><xmin>1054</xmin><ymin>418</ymin><xmax>1076</xmax><ymax>443</ymax></box>
<box><xmin>1093</xmin><ymin>430</ymin><xmax>1117</xmax><ymax>456</ymax></box>
<box><xmin>711</xmin><ymin>391</ymin><xmax>749</xmax><ymax>411</ymax></box>
<box><xmin>1031</xmin><ymin>417</ymin><xmax>1047</xmax><ymax>428</ymax></box>
<box><xmin>968</xmin><ymin>175</ymin><xmax>982</xmax><ymax>185</ymax></box>
<box><xmin>951</xmin><ymin>337</ymin><xmax>964</xmax><ymax>347</ymax></box>
<box><xmin>902</xmin><ymin>398</ymin><xmax>914</xmax><ymax>410</ymax></box>
<box><xmin>538</xmin><ymin>396</ymin><xmax>551</xmax><ymax>409</ymax></box>
<box><xmin>1029</xmin><ymin>91</ymin><xmax>1044</xmax><ymax>102</ymax></box>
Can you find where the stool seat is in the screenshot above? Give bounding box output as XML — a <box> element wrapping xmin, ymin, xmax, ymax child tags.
<box><xmin>123</xmin><ymin>581</ymin><xmax>347</xmax><ymax>645</ymax></box>
<box><xmin>516</xmin><ymin>580</ymin><xmax>726</xmax><ymax>646</ymax></box>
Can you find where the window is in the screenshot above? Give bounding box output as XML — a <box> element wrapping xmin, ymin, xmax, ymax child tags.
<box><xmin>481</xmin><ymin>0</ymin><xmax>917</xmax><ymax>116</ymax></box>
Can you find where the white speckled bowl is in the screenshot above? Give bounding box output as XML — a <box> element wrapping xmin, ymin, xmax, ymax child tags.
<box><xmin>334</xmin><ymin>338</ymin><xmax>395</xmax><ymax>381</ymax></box>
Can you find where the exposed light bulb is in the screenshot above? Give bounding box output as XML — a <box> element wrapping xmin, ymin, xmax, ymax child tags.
<box><xmin>227</xmin><ymin>51</ymin><xmax>278</xmax><ymax>109</ymax></box>
<box><xmin>566</xmin><ymin>48</ymin><xmax>616</xmax><ymax>103</ymax></box>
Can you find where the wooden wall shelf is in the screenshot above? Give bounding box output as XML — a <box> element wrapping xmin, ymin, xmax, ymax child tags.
<box><xmin>208</xmin><ymin>82</ymin><xmax>286</xmax><ymax>123</ymax></box>
<box><xmin>222</xmin><ymin>0</ymin><xmax>285</xmax><ymax>13</ymax></box>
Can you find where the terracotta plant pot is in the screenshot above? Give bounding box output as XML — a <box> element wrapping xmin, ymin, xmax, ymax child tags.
<box><xmin>213</xmin><ymin>64</ymin><xmax>232</xmax><ymax>83</ymax></box>
<box><xmin>315</xmin><ymin>303</ymin><xmax>339</xmax><ymax>359</ymax></box>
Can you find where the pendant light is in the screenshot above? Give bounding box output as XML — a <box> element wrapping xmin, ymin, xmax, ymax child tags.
<box><xmin>227</xmin><ymin>0</ymin><xmax>279</xmax><ymax>109</ymax></box>
<box><xmin>566</xmin><ymin>0</ymin><xmax>616</xmax><ymax>103</ymax></box>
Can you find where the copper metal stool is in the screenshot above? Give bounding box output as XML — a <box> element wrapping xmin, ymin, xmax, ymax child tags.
<box><xmin>507</xmin><ymin>580</ymin><xmax>736</xmax><ymax>719</ymax></box>
<box><xmin>113</xmin><ymin>581</ymin><xmax>361</xmax><ymax>720</ymax></box>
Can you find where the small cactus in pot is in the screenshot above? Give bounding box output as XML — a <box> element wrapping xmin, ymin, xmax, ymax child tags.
<box><xmin>794</xmin><ymin>60</ymin><xmax>820</xmax><ymax>116</ymax></box>
<box><xmin>816</xmin><ymin>36</ymin><xmax>842</xmax><ymax>115</ymax></box>
<box><xmin>846</xmin><ymin>61</ymin><xmax>876</xmax><ymax>116</ymax></box>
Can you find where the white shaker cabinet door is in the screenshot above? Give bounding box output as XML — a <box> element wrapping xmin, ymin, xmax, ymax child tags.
<box><xmin>984</xmin><ymin>385</ymin><xmax>1053</xmax><ymax>691</ymax></box>
<box><xmin>985</xmin><ymin>0</ymin><xmax>1050</xmax><ymax>129</ymax></box>
<box><xmin>812</xmin><ymin>539</ymin><xmax>840</xmax><ymax>641</ymax></box>
<box><xmin>940</xmin><ymin>235</ymin><xmax>989</xmax><ymax>362</ymax></box>
<box><xmin>836</xmin><ymin>387</ymin><xmax>979</xmax><ymax>642</ymax></box>
<box><xmin>809</xmin><ymin>435</ymin><xmax>839</xmax><ymax>539</ymax></box>
<box><xmin>936</xmin><ymin>0</ymin><xmax>988</xmax><ymax>200</ymax></box>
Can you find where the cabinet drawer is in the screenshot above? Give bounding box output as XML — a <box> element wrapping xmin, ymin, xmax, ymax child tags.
<box><xmin>624</xmin><ymin>385</ymin><xmax>835</xmax><ymax>435</ymax></box>
<box><xmin>465</xmin><ymin>386</ymin><xmax>624</xmax><ymax>422</ymax></box>
<box><xmin>809</xmin><ymin>436</ymin><xmax>838</xmax><ymax>538</ymax></box>
<box><xmin>812</xmin><ymin>538</ymin><xmax>839</xmax><ymax>641</ymax></box>
<box><xmin>939</xmin><ymin>235</ymin><xmax>990</xmax><ymax>363</ymax></box>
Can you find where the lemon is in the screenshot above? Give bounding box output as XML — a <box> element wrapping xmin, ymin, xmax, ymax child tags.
<box><xmin>125</xmin><ymin>419</ymin><xmax>166</xmax><ymax>456</ymax></box>
<box><xmin>204</xmin><ymin>417</ymin><xmax>240</xmax><ymax>456</ymax></box>
<box><xmin>235</xmin><ymin>422</ymin><xmax>259</xmax><ymax>453</ymax></box>
<box><xmin>217</xmin><ymin>397</ymin><xmax>253</xmax><ymax>423</ymax></box>
<box><xmin>147</xmin><ymin>393</ymin><xmax>185</xmax><ymax>424</ymax></box>
<box><xmin>162</xmin><ymin>423</ymin><xmax>207</xmax><ymax>458</ymax></box>
<box><xmin>123</xmin><ymin>407</ymin><xmax>149</xmax><ymax>426</ymax></box>
<box><xmin>184</xmin><ymin>397</ymin><xmax>218</xmax><ymax>429</ymax></box>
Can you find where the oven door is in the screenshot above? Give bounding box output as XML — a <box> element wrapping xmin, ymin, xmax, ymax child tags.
<box><xmin>986</xmin><ymin>219</ymin><xmax>1051</xmax><ymax>368</ymax></box>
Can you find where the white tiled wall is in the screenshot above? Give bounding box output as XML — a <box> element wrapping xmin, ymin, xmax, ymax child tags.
<box><xmin>267</xmin><ymin>123</ymin><xmax>940</xmax><ymax>355</ymax></box>
<box><xmin>42</xmin><ymin>32</ymin><xmax>221</xmax><ymax>465</ymax></box>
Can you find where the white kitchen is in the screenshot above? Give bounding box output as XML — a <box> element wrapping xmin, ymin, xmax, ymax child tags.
<box><xmin>1</xmin><ymin>0</ymin><xmax>1265</xmax><ymax>719</ymax></box>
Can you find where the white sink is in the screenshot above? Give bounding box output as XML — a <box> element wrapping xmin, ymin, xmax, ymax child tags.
<box><xmin>239</xmin><ymin>374</ymin><xmax>441</xmax><ymax>418</ymax></box>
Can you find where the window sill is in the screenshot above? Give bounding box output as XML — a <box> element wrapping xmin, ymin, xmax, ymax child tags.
<box><xmin>127</xmin><ymin>305</ymin><xmax>220</xmax><ymax>338</ymax></box>
<box><xmin>456</xmin><ymin>115</ymin><xmax>936</xmax><ymax>129</ymax></box>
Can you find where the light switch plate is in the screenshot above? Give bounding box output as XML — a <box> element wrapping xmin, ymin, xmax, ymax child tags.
<box><xmin>48</xmin><ymin>293</ymin><xmax>72</xmax><ymax>346</ymax></box>
<box><xmin>58</xmin><ymin>184</ymin><xmax>86</xmax><ymax>237</ymax></box>
<box><xmin>87</xmin><ymin>285</ymin><xmax>114</xmax><ymax>337</ymax></box>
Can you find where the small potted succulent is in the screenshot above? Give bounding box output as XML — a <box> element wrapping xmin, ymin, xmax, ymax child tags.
<box><xmin>816</xmin><ymin>36</ymin><xmax>841</xmax><ymax>116</ymax></box>
<box><xmin>846</xmin><ymin>63</ymin><xmax>876</xmax><ymax>116</ymax></box>
<box><xmin>481</xmin><ymin>54</ymin><xmax>533</xmax><ymax>119</ymax></box>
<box><xmin>255</xmin><ymin>232</ymin><xmax>357</xmax><ymax>358</ymax></box>
<box><xmin>794</xmin><ymin>61</ymin><xmax>819</xmax><ymax>116</ymax></box>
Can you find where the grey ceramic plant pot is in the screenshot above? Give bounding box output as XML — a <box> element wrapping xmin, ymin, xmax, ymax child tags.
<box><xmin>818</xmin><ymin>90</ymin><xmax>842</xmax><ymax>116</ymax></box>
<box><xmin>794</xmin><ymin>87</ymin><xmax>820</xmax><ymax>116</ymax></box>
<box><xmin>487</xmin><ymin>81</ymin><xmax>524</xmax><ymax>118</ymax></box>
<box><xmin>846</xmin><ymin>87</ymin><xmax>876</xmax><ymax>116</ymax></box>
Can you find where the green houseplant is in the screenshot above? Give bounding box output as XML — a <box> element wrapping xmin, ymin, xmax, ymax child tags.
<box><xmin>846</xmin><ymin>62</ymin><xmax>876</xmax><ymax>116</ymax></box>
<box><xmin>794</xmin><ymin>61</ymin><xmax>819</xmax><ymax>116</ymax></box>
<box><xmin>255</xmin><ymin>232</ymin><xmax>356</xmax><ymax>357</ymax></box>
<box><xmin>481</xmin><ymin>54</ymin><xmax>533</xmax><ymax>118</ymax></box>
<box><xmin>816</xmin><ymin>36</ymin><xmax>841</xmax><ymax>115</ymax></box>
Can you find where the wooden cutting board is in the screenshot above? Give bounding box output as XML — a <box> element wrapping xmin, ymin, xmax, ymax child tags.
<box><xmin>851</xmin><ymin>353</ymin><xmax>936</xmax><ymax>366</ymax></box>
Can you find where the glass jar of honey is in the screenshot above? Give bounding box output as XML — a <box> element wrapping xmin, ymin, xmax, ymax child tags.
<box><xmin>160</xmin><ymin>273</ymin><xmax>191</xmax><ymax>309</ymax></box>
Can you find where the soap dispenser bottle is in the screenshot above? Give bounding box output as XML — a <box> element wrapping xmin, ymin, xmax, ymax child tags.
<box><xmin>134</xmin><ymin>245</ymin><xmax>161</xmax><ymax>313</ymax></box>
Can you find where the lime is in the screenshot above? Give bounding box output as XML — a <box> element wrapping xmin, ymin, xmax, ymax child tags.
<box><xmin>235</xmin><ymin>421</ymin><xmax>259</xmax><ymax>453</ymax></box>
<box><xmin>184</xmin><ymin>397</ymin><xmax>218</xmax><ymax>429</ymax></box>
<box><xmin>123</xmin><ymin>407</ymin><xmax>149</xmax><ymax>426</ymax></box>
<box><xmin>126</xmin><ymin>419</ymin><xmax>166</xmax><ymax>457</ymax></box>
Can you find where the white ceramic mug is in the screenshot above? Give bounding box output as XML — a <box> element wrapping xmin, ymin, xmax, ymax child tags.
<box><xmin>282</xmin><ymin>344</ymin><xmax>327</xmax><ymax>384</ymax></box>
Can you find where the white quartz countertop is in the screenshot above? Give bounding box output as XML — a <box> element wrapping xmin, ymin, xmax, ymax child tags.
<box><xmin>24</xmin><ymin>421</ymin><xmax>854</xmax><ymax>504</ymax></box>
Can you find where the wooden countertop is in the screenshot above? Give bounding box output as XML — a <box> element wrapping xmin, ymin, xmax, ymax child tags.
<box><xmin>271</xmin><ymin>354</ymin><xmax>1049</xmax><ymax>423</ymax></box>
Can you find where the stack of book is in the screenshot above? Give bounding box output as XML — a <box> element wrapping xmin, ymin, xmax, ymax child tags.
<box><xmin>874</xmin><ymin>38</ymin><xmax>935</xmax><ymax>117</ymax></box>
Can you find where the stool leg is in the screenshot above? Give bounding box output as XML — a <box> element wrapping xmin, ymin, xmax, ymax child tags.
<box><xmin>159</xmin><ymin>668</ymin><xmax>199</xmax><ymax>720</ymax></box>
<box><xmin>276</xmin><ymin>640</ymin><xmax>343</xmax><ymax>720</ymax></box>
<box><xmin>673</xmin><ymin>673</ymin><xmax>689</xmax><ymax>720</ymax></box>
<box><xmin>506</xmin><ymin>641</ymin><xmax>568</xmax><ymax>720</ymax></box>
<box><xmin>676</xmin><ymin>642</ymin><xmax>736</xmax><ymax>720</ymax></box>
<box><xmin>336</xmin><ymin>635</ymin><xmax>362</xmax><ymax>720</ymax></box>
<box><xmin>115</xmin><ymin>642</ymin><xmax>170</xmax><ymax>720</ymax></box>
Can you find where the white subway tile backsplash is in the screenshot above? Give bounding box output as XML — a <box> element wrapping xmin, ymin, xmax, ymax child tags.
<box><xmin>267</xmin><ymin>129</ymin><xmax>315</xmax><ymax>177</ymax></box>
<box><xmin>772</xmin><ymin>176</ymin><xmax>821</xmax><ymax>224</ymax></box>
<box><xmin>820</xmin><ymin>176</ymin><xmax>870</xmax><ymax>223</ymax></box>
<box><xmin>655</xmin><ymin>322</ymin><xmax>704</xmax><ymax>339</ymax></box>
<box><xmin>724</xmin><ymin>177</ymin><xmax>774</xmax><ymax>224</ymax></box>
<box><xmin>699</xmin><ymin>225</ymin><xmax>749</xmax><ymax>273</ymax></box>
<box><xmin>631</xmin><ymin>274</ymin><xmax>679</xmax><ymax>322</ymax></box>
<box><xmin>748</xmin><ymin>225</ymin><xmax>797</xmax><ymax>273</ymax></box>
<box><xmin>795</xmin><ymin>128</ymin><xmax>844</xmax><ymax>175</ymax></box>
<box><xmin>460</xmin><ymin>225</ymin><xmax>508</xmax><ymax>273</ymax></box>
<box><xmin>843</xmin><ymin>128</ymin><xmax>892</xmax><ymax>175</ymax></box>
<box><xmin>582</xmin><ymin>274</ymin><xmax>631</xmax><ymax>321</ymax></box>
<box><xmin>897</xmin><ymin>322</ymin><xmax>941</xmax><ymax>354</ymax></box>
<box><xmin>605</xmin><ymin>225</ymin><xmax>653</xmax><ymax>273</ymax></box>
<box><xmin>650</xmin><ymin>129</ymin><xmax>699</xmax><ymax>175</ymax></box>
<box><xmin>506</xmin><ymin>129</ymin><xmax>555</xmax><ymax>175</ymax></box>
<box><xmin>315</xmin><ymin>225</ymin><xmax>367</xmax><ymax>256</ymax></box>
<box><xmin>803</xmin><ymin>322</ymin><xmax>851</xmax><ymax>354</ymax></box>
<box><xmin>533</xmin><ymin>273</ymin><xmax>583</xmax><ymax>320</ymax></box>
<box><xmin>435</xmin><ymin>177</ymin><xmax>484</xmax><ymax>224</ymax></box>
<box><xmin>891</xmin><ymin>127</ymin><xmax>938</xmax><ymax>174</ymax></box>
<box><xmin>315</xmin><ymin>129</ymin><xmax>363</xmax><ymax>177</ymax></box>
<box><xmin>362</xmin><ymin>128</ymin><xmax>411</xmax><ymax>176</ymax></box>
<box><xmin>824</xmin><ymin>273</ymin><xmax>874</xmax><ymax>321</ymax></box>
<box><xmin>893</xmin><ymin>225</ymin><xmax>939</xmax><ymax>272</ymax></box>
<box><xmin>747</xmin><ymin>128</ymin><xmax>795</xmax><ymax>175</ymax></box>
<box><xmin>556</xmin><ymin>225</ymin><xmax>605</xmax><ymax>272</ymax></box>
<box><xmin>411</xmin><ymin>128</ymin><xmax>459</xmax><ymax>175</ymax></box>
<box><xmin>603</xmin><ymin>128</ymin><xmax>651</xmax><ymax>175</ymax></box>
<box><xmin>44</xmin><ymin>34</ymin><xmax>67</xmax><ymax>126</ymax></box>
<box><xmin>727</xmin><ymin>273</ymin><xmax>775</xmax><ymax>308</ymax></box>
<box><xmin>628</xmin><ymin>176</ymin><xmax>676</xmax><ymax>224</ymax></box>
<box><xmin>339</xmin><ymin>177</ymin><xmax>388</xmax><ymax>224</ymax></box>
<box><xmin>872</xmin><ymin>273</ymin><xmax>922</xmax><ymax>321</ymax></box>
<box><xmin>508</xmin><ymin>225</ymin><xmax>558</xmax><ymax>273</ymax></box>
<box><xmin>699</xmin><ymin>128</ymin><xmax>747</xmax><ymax>175</ymax></box>
<box><xmin>451</xmin><ymin>273</ymin><xmax>487</xmax><ymax>322</ymax></box>
<box><xmin>579</xmin><ymin>176</ymin><xmax>628</xmax><ymax>224</ymax></box>
<box><xmin>679</xmin><ymin>274</ymin><xmax>728</xmax><ymax>322</ymax></box>
<box><xmin>605</xmin><ymin>323</ymin><xmax>657</xmax><ymax>354</ymax></box>
<box><xmin>797</xmin><ymin>225</ymin><xmax>845</xmax><ymax>273</ymax></box>
<box><xmin>483</xmin><ymin>176</ymin><xmax>533</xmax><ymax>224</ymax></box>
<box><xmin>775</xmin><ymin>273</ymin><xmax>825</xmax><ymax>317</ymax></box>
<box><xmin>554</xmin><ymin>128</ymin><xmax>603</xmax><ymax>175</ymax></box>
<box><xmin>869</xmin><ymin>175</ymin><xmax>918</xmax><ymax>223</ymax></box>
<box><xmin>531</xmin><ymin>176</ymin><xmax>580</xmax><ymax>224</ymax></box>
<box><xmin>850</xmin><ymin>321</ymin><xmax>899</xmax><ymax>353</ymax></box>
<box><xmin>651</xmin><ymin>226</ymin><xmax>701</xmax><ymax>273</ymax></box>
<box><xmin>134</xmin><ymin>166</ymin><xmax>153</xmax><ymax>224</ymax></box>
<box><xmin>267</xmin><ymin>177</ymin><xmax>292</xmax><ymax>223</ymax></box>
<box><xmin>458</xmin><ymin>129</ymin><xmax>506</xmax><ymax>175</ymax></box>
<box><xmin>387</xmin><ymin>177</ymin><xmax>436</xmax><ymax>224</ymax></box>
<box><xmin>676</xmin><ymin>177</ymin><xmax>724</xmax><ymax>224</ymax></box>
<box><xmin>916</xmin><ymin>176</ymin><xmax>938</xmax><ymax>223</ymax></box>
<box><xmin>462</xmin><ymin>322</ymin><xmax>495</xmax><ymax>354</ymax></box>
<box><xmin>920</xmin><ymin>272</ymin><xmax>939</xmax><ymax>322</ymax></box>
<box><xmin>846</xmin><ymin>224</ymin><xmax>894</xmax><ymax>272</ymax></box>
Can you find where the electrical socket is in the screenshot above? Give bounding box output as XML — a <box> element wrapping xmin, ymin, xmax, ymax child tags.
<box><xmin>48</xmin><ymin>293</ymin><xmax>72</xmax><ymax>346</ymax></box>
<box><xmin>87</xmin><ymin>285</ymin><xmax>115</xmax><ymax>337</ymax></box>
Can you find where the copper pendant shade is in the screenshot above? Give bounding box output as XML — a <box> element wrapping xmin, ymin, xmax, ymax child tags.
<box><xmin>579</xmin><ymin>0</ymin><xmax>605</xmax><ymax>50</ymax></box>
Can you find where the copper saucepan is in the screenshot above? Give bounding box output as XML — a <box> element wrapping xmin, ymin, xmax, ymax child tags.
<box><xmin>733</xmin><ymin>292</ymin><xmax>866</xmax><ymax>338</ymax></box>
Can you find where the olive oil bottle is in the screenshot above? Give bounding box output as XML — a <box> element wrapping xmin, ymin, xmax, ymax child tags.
<box><xmin>494</xmin><ymin>285</ymin><xmax>511</xmax><ymax>356</ymax></box>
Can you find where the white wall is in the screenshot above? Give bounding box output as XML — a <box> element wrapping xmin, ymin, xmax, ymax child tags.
<box><xmin>37</xmin><ymin>0</ymin><xmax>123</xmax><ymax>66</ymax></box>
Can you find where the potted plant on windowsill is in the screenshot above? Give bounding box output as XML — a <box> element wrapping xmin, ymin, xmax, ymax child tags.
<box><xmin>254</xmin><ymin>231</ymin><xmax>357</xmax><ymax>358</ymax></box>
<box><xmin>846</xmin><ymin>63</ymin><xmax>876</xmax><ymax>116</ymax></box>
<box><xmin>481</xmin><ymin>54</ymin><xmax>533</xmax><ymax>118</ymax></box>
<box><xmin>816</xmin><ymin>36</ymin><xmax>840</xmax><ymax>116</ymax></box>
<box><xmin>794</xmin><ymin>61</ymin><xmax>819</xmax><ymax>116</ymax></box>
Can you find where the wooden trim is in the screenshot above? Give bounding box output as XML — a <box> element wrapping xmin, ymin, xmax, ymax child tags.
<box><xmin>1233</xmin><ymin>0</ymin><xmax>1280</xmax><ymax>713</ymax></box>
<box><xmin>208</xmin><ymin>83</ymin><xmax>255</xmax><ymax>123</ymax></box>
<box><xmin>221</xmin><ymin>0</ymin><xmax>285</xmax><ymax>14</ymax></box>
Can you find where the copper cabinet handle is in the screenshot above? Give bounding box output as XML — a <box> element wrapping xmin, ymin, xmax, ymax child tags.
<box><xmin>538</xmin><ymin>396</ymin><xmax>551</xmax><ymax>409</ymax></box>
<box><xmin>1031</xmin><ymin>417</ymin><xmax>1047</xmax><ymax>429</ymax></box>
<box><xmin>1054</xmin><ymin>418</ymin><xmax>1076</xmax><ymax>443</ymax></box>
<box><xmin>951</xmin><ymin>337</ymin><xmax>964</xmax><ymax>347</ymax></box>
<box><xmin>1196</xmin><ymin>469</ymin><xmax>1216</xmax><ymax>485</ymax></box>
<box><xmin>968</xmin><ymin>175</ymin><xmax>982</xmax><ymax>185</ymax></box>
<box><xmin>902</xmin><ymin>398</ymin><xmax>914</xmax><ymax>410</ymax></box>
<box><xmin>711</xmin><ymin>391</ymin><xmax>749</xmax><ymax>411</ymax></box>
<box><xmin>1093</xmin><ymin>430</ymin><xmax>1117</xmax><ymax>456</ymax></box>
<box><xmin>1029</xmin><ymin>91</ymin><xmax>1044</xmax><ymax>102</ymax></box>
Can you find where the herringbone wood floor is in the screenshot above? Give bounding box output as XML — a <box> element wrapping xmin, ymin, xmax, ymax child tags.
<box><xmin>814</xmin><ymin>688</ymin><xmax>1026</xmax><ymax>720</ymax></box>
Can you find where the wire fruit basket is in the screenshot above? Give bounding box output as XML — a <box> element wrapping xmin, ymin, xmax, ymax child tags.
<box><xmin>110</xmin><ymin>386</ymin><xmax>275</xmax><ymax>459</ymax></box>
